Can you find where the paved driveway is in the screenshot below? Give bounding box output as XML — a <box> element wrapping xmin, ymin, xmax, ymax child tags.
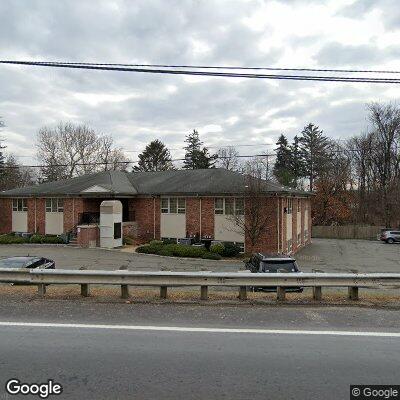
<box><xmin>296</xmin><ymin>238</ymin><xmax>400</xmax><ymax>273</ymax></box>
<box><xmin>0</xmin><ymin>238</ymin><xmax>398</xmax><ymax>272</ymax></box>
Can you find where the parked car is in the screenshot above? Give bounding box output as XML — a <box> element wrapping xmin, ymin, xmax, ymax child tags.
<box><xmin>0</xmin><ymin>256</ymin><xmax>55</xmax><ymax>269</ymax></box>
<box><xmin>380</xmin><ymin>230</ymin><xmax>400</xmax><ymax>244</ymax></box>
<box><xmin>244</xmin><ymin>253</ymin><xmax>303</xmax><ymax>292</ymax></box>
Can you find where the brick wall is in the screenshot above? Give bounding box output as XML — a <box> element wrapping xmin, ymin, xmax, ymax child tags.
<box><xmin>186</xmin><ymin>197</ymin><xmax>200</xmax><ymax>237</ymax></box>
<box><xmin>200</xmin><ymin>197</ymin><xmax>214</xmax><ymax>238</ymax></box>
<box><xmin>245</xmin><ymin>196</ymin><xmax>279</xmax><ymax>254</ymax></box>
<box><xmin>0</xmin><ymin>198</ymin><xmax>12</xmax><ymax>234</ymax></box>
<box><xmin>129</xmin><ymin>197</ymin><xmax>160</xmax><ymax>244</ymax></box>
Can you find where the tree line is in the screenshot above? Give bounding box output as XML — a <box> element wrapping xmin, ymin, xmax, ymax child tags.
<box><xmin>1</xmin><ymin>102</ymin><xmax>399</xmax><ymax>228</ymax></box>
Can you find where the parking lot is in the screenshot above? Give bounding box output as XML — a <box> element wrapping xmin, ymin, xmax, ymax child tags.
<box><xmin>0</xmin><ymin>238</ymin><xmax>399</xmax><ymax>273</ymax></box>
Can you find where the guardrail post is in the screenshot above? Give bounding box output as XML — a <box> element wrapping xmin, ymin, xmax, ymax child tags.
<box><xmin>37</xmin><ymin>284</ymin><xmax>46</xmax><ymax>297</ymax></box>
<box><xmin>119</xmin><ymin>266</ymin><xmax>130</xmax><ymax>299</ymax></box>
<box><xmin>160</xmin><ymin>286</ymin><xmax>168</xmax><ymax>299</ymax></box>
<box><xmin>239</xmin><ymin>286</ymin><xmax>247</xmax><ymax>300</ymax></box>
<box><xmin>121</xmin><ymin>285</ymin><xmax>129</xmax><ymax>299</ymax></box>
<box><xmin>200</xmin><ymin>286</ymin><xmax>208</xmax><ymax>300</ymax></box>
<box><xmin>80</xmin><ymin>284</ymin><xmax>90</xmax><ymax>297</ymax></box>
<box><xmin>79</xmin><ymin>267</ymin><xmax>90</xmax><ymax>297</ymax></box>
<box><xmin>277</xmin><ymin>287</ymin><xmax>286</xmax><ymax>301</ymax></box>
<box><xmin>348</xmin><ymin>286</ymin><xmax>359</xmax><ymax>301</ymax></box>
<box><xmin>313</xmin><ymin>286</ymin><xmax>322</xmax><ymax>301</ymax></box>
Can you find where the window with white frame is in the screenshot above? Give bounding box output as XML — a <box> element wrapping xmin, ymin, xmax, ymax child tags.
<box><xmin>214</xmin><ymin>198</ymin><xmax>244</xmax><ymax>215</ymax></box>
<box><xmin>12</xmin><ymin>199</ymin><xmax>27</xmax><ymax>212</ymax></box>
<box><xmin>287</xmin><ymin>239</ymin><xmax>293</xmax><ymax>253</ymax></box>
<box><xmin>286</xmin><ymin>198</ymin><xmax>293</xmax><ymax>214</ymax></box>
<box><xmin>304</xmin><ymin>229</ymin><xmax>308</xmax><ymax>240</ymax></box>
<box><xmin>45</xmin><ymin>198</ymin><xmax>64</xmax><ymax>213</ymax></box>
<box><xmin>161</xmin><ymin>198</ymin><xmax>186</xmax><ymax>214</ymax></box>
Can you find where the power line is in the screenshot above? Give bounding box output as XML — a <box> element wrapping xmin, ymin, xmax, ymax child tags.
<box><xmin>1</xmin><ymin>153</ymin><xmax>277</xmax><ymax>169</ymax></box>
<box><xmin>1</xmin><ymin>60</ymin><xmax>400</xmax><ymax>84</ymax></box>
<box><xmin>12</xmin><ymin>60</ymin><xmax>400</xmax><ymax>75</ymax></box>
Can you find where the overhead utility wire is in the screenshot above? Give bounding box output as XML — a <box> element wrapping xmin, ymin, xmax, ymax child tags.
<box><xmin>14</xmin><ymin>60</ymin><xmax>400</xmax><ymax>75</ymax></box>
<box><xmin>1</xmin><ymin>60</ymin><xmax>400</xmax><ymax>84</ymax></box>
<box><xmin>1</xmin><ymin>153</ymin><xmax>277</xmax><ymax>169</ymax></box>
<box><xmin>1</xmin><ymin>148</ymin><xmax>368</xmax><ymax>169</ymax></box>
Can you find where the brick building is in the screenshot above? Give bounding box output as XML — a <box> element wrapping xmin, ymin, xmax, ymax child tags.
<box><xmin>0</xmin><ymin>169</ymin><xmax>312</xmax><ymax>254</ymax></box>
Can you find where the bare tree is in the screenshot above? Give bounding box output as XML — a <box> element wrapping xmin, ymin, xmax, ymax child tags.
<box><xmin>37</xmin><ymin>122</ymin><xmax>131</xmax><ymax>181</ymax></box>
<box><xmin>228</xmin><ymin>160</ymin><xmax>275</xmax><ymax>249</ymax></box>
<box><xmin>216</xmin><ymin>146</ymin><xmax>241</xmax><ymax>171</ymax></box>
<box><xmin>0</xmin><ymin>154</ymin><xmax>36</xmax><ymax>191</ymax></box>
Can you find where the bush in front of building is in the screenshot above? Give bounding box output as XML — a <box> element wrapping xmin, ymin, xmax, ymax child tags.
<box><xmin>202</xmin><ymin>252</ymin><xmax>222</xmax><ymax>260</ymax></box>
<box><xmin>0</xmin><ymin>234</ymin><xmax>28</xmax><ymax>244</ymax></box>
<box><xmin>136</xmin><ymin>242</ymin><xmax>208</xmax><ymax>258</ymax></box>
<box><xmin>221</xmin><ymin>242</ymin><xmax>241</xmax><ymax>257</ymax></box>
<box><xmin>210</xmin><ymin>243</ymin><xmax>224</xmax><ymax>255</ymax></box>
<box><xmin>30</xmin><ymin>234</ymin><xmax>64</xmax><ymax>244</ymax></box>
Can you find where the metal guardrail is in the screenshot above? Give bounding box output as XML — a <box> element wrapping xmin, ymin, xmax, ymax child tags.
<box><xmin>1</xmin><ymin>269</ymin><xmax>400</xmax><ymax>301</ymax></box>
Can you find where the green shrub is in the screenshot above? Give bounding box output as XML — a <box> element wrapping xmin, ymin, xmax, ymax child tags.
<box><xmin>210</xmin><ymin>243</ymin><xmax>224</xmax><ymax>255</ymax></box>
<box><xmin>221</xmin><ymin>242</ymin><xmax>241</xmax><ymax>257</ymax></box>
<box><xmin>0</xmin><ymin>234</ymin><xmax>28</xmax><ymax>244</ymax></box>
<box><xmin>157</xmin><ymin>247</ymin><xmax>174</xmax><ymax>256</ymax></box>
<box><xmin>30</xmin><ymin>234</ymin><xmax>45</xmax><ymax>243</ymax></box>
<box><xmin>136</xmin><ymin>243</ymin><xmax>208</xmax><ymax>258</ymax></box>
<box><xmin>202</xmin><ymin>252</ymin><xmax>222</xmax><ymax>260</ymax></box>
<box><xmin>42</xmin><ymin>235</ymin><xmax>64</xmax><ymax>244</ymax></box>
<box><xmin>150</xmin><ymin>240</ymin><xmax>164</xmax><ymax>246</ymax></box>
<box><xmin>162</xmin><ymin>238</ymin><xmax>177</xmax><ymax>245</ymax></box>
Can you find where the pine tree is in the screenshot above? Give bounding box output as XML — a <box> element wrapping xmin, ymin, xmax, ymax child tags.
<box><xmin>183</xmin><ymin>129</ymin><xmax>216</xmax><ymax>169</ymax></box>
<box><xmin>289</xmin><ymin>135</ymin><xmax>304</xmax><ymax>188</ymax></box>
<box><xmin>273</xmin><ymin>134</ymin><xmax>294</xmax><ymax>187</ymax></box>
<box><xmin>299</xmin><ymin>123</ymin><xmax>330</xmax><ymax>191</ymax></box>
<box><xmin>133</xmin><ymin>140</ymin><xmax>173</xmax><ymax>172</ymax></box>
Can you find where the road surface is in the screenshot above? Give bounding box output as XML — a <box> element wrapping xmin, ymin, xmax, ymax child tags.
<box><xmin>0</xmin><ymin>303</ymin><xmax>399</xmax><ymax>399</ymax></box>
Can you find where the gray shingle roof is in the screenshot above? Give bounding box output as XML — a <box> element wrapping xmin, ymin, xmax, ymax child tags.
<box><xmin>0</xmin><ymin>169</ymin><xmax>312</xmax><ymax>197</ymax></box>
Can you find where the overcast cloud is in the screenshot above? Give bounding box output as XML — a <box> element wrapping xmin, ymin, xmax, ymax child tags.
<box><xmin>0</xmin><ymin>0</ymin><xmax>400</xmax><ymax>165</ymax></box>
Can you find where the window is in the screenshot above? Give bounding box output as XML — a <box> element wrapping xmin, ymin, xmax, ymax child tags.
<box><xmin>161</xmin><ymin>198</ymin><xmax>186</xmax><ymax>214</ymax></box>
<box><xmin>45</xmin><ymin>198</ymin><xmax>64</xmax><ymax>212</ymax></box>
<box><xmin>225</xmin><ymin>198</ymin><xmax>234</xmax><ymax>215</ymax></box>
<box><xmin>304</xmin><ymin>229</ymin><xmax>309</xmax><ymax>240</ymax></box>
<box><xmin>297</xmin><ymin>233</ymin><xmax>301</xmax><ymax>244</ymax></box>
<box><xmin>287</xmin><ymin>198</ymin><xmax>293</xmax><ymax>214</ymax></box>
<box><xmin>161</xmin><ymin>198</ymin><xmax>169</xmax><ymax>213</ymax></box>
<box><xmin>114</xmin><ymin>222</ymin><xmax>122</xmax><ymax>239</ymax></box>
<box><xmin>235</xmin><ymin>198</ymin><xmax>244</xmax><ymax>215</ymax></box>
<box><xmin>214</xmin><ymin>198</ymin><xmax>245</xmax><ymax>215</ymax></box>
<box><xmin>12</xmin><ymin>199</ymin><xmax>27</xmax><ymax>212</ymax></box>
<box><xmin>178</xmin><ymin>198</ymin><xmax>186</xmax><ymax>214</ymax></box>
<box><xmin>297</xmin><ymin>199</ymin><xmax>301</xmax><ymax>212</ymax></box>
<box><xmin>287</xmin><ymin>239</ymin><xmax>293</xmax><ymax>253</ymax></box>
<box><xmin>214</xmin><ymin>198</ymin><xmax>224</xmax><ymax>214</ymax></box>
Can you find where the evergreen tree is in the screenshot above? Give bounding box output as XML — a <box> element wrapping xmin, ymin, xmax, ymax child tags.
<box><xmin>133</xmin><ymin>139</ymin><xmax>173</xmax><ymax>172</ymax></box>
<box><xmin>183</xmin><ymin>129</ymin><xmax>216</xmax><ymax>169</ymax></box>
<box><xmin>289</xmin><ymin>135</ymin><xmax>304</xmax><ymax>188</ymax></box>
<box><xmin>299</xmin><ymin>123</ymin><xmax>330</xmax><ymax>191</ymax></box>
<box><xmin>273</xmin><ymin>134</ymin><xmax>294</xmax><ymax>187</ymax></box>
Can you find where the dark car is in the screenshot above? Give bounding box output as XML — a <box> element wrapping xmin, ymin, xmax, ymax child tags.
<box><xmin>244</xmin><ymin>253</ymin><xmax>303</xmax><ymax>292</ymax></box>
<box><xmin>0</xmin><ymin>256</ymin><xmax>55</xmax><ymax>269</ymax></box>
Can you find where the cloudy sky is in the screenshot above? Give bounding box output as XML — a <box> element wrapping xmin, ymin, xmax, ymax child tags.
<box><xmin>1</xmin><ymin>0</ymin><xmax>400</xmax><ymax>166</ymax></box>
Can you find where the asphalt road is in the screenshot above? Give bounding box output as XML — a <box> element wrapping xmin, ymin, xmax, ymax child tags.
<box><xmin>0</xmin><ymin>303</ymin><xmax>399</xmax><ymax>399</ymax></box>
<box><xmin>0</xmin><ymin>324</ymin><xmax>399</xmax><ymax>400</ymax></box>
<box><xmin>0</xmin><ymin>238</ymin><xmax>399</xmax><ymax>272</ymax></box>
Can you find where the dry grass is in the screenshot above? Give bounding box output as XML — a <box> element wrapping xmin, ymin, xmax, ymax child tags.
<box><xmin>1</xmin><ymin>284</ymin><xmax>400</xmax><ymax>308</ymax></box>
